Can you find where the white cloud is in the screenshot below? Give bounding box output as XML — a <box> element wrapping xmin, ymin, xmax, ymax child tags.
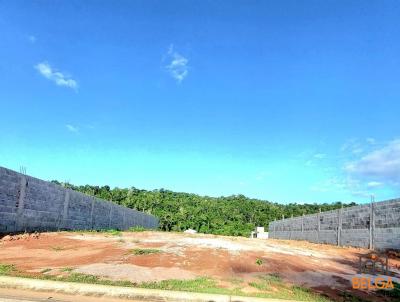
<box><xmin>35</xmin><ymin>62</ymin><xmax>78</xmax><ymax>90</ymax></box>
<box><xmin>165</xmin><ymin>45</ymin><xmax>189</xmax><ymax>83</ymax></box>
<box><xmin>341</xmin><ymin>139</ymin><xmax>363</xmax><ymax>154</ymax></box>
<box><xmin>367</xmin><ymin>181</ymin><xmax>383</xmax><ymax>188</ymax></box>
<box><xmin>366</xmin><ymin>138</ymin><xmax>376</xmax><ymax>144</ymax></box>
<box><xmin>351</xmin><ymin>148</ymin><xmax>364</xmax><ymax>155</ymax></box>
<box><xmin>345</xmin><ymin>139</ymin><xmax>400</xmax><ymax>186</ymax></box>
<box><xmin>66</xmin><ymin>124</ymin><xmax>79</xmax><ymax>133</ymax></box>
<box><xmin>313</xmin><ymin>153</ymin><xmax>326</xmax><ymax>159</ymax></box>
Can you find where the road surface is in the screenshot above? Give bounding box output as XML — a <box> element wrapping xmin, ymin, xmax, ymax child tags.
<box><xmin>0</xmin><ymin>288</ymin><xmax>142</xmax><ymax>302</ymax></box>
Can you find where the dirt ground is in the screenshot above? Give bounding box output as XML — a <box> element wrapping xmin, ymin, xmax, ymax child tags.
<box><xmin>0</xmin><ymin>231</ymin><xmax>399</xmax><ymax>301</ymax></box>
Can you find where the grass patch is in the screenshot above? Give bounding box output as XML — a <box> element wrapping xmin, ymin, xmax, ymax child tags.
<box><xmin>0</xmin><ymin>263</ymin><xmax>331</xmax><ymax>302</ymax></box>
<box><xmin>249</xmin><ymin>281</ymin><xmax>269</xmax><ymax>291</ymax></box>
<box><xmin>128</xmin><ymin>226</ymin><xmax>147</xmax><ymax>232</ymax></box>
<box><xmin>104</xmin><ymin>229</ymin><xmax>122</xmax><ymax>236</ymax></box>
<box><xmin>227</xmin><ymin>276</ymin><xmax>244</xmax><ymax>285</ymax></box>
<box><xmin>247</xmin><ymin>274</ymin><xmax>330</xmax><ymax>302</ymax></box>
<box><xmin>131</xmin><ymin>248</ymin><xmax>161</xmax><ymax>255</ymax></box>
<box><xmin>261</xmin><ymin>273</ymin><xmax>282</xmax><ymax>283</ymax></box>
<box><xmin>139</xmin><ymin>277</ymin><xmax>234</xmax><ymax>295</ymax></box>
<box><xmin>50</xmin><ymin>246</ymin><xmax>66</xmax><ymax>251</ymax></box>
<box><xmin>40</xmin><ymin>268</ymin><xmax>51</xmax><ymax>273</ymax></box>
<box><xmin>68</xmin><ymin>229</ymin><xmax>122</xmax><ymax>236</ymax></box>
<box><xmin>255</xmin><ymin>258</ymin><xmax>264</xmax><ymax>266</ymax></box>
<box><xmin>60</xmin><ymin>267</ymin><xmax>74</xmax><ymax>272</ymax></box>
<box><xmin>0</xmin><ymin>264</ymin><xmax>15</xmax><ymax>275</ymax></box>
<box><xmin>63</xmin><ymin>273</ymin><xmax>100</xmax><ymax>283</ymax></box>
<box><xmin>61</xmin><ymin>273</ymin><xmax>133</xmax><ymax>287</ymax></box>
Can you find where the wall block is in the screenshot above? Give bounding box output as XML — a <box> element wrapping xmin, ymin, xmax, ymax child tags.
<box><xmin>0</xmin><ymin>166</ymin><xmax>158</xmax><ymax>233</ymax></box>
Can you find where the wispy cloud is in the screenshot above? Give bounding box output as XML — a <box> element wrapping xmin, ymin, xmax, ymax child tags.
<box><xmin>345</xmin><ymin>139</ymin><xmax>400</xmax><ymax>186</ymax></box>
<box><xmin>367</xmin><ymin>181</ymin><xmax>383</xmax><ymax>188</ymax></box>
<box><xmin>35</xmin><ymin>62</ymin><xmax>78</xmax><ymax>90</ymax></box>
<box><xmin>66</xmin><ymin>124</ymin><xmax>79</xmax><ymax>133</ymax></box>
<box><xmin>313</xmin><ymin>153</ymin><xmax>326</xmax><ymax>159</ymax></box>
<box><xmin>310</xmin><ymin>176</ymin><xmax>372</xmax><ymax>198</ymax></box>
<box><xmin>165</xmin><ymin>44</ymin><xmax>189</xmax><ymax>83</ymax></box>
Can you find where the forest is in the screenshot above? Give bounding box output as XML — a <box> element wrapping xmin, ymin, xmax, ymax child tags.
<box><xmin>52</xmin><ymin>181</ymin><xmax>356</xmax><ymax>237</ymax></box>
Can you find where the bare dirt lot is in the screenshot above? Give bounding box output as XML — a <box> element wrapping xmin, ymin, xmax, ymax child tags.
<box><xmin>0</xmin><ymin>231</ymin><xmax>399</xmax><ymax>301</ymax></box>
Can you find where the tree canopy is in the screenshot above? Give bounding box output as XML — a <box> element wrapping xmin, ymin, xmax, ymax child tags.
<box><xmin>52</xmin><ymin>181</ymin><xmax>355</xmax><ymax>237</ymax></box>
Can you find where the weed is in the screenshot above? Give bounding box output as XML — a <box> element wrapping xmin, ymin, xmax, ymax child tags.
<box><xmin>61</xmin><ymin>267</ymin><xmax>74</xmax><ymax>272</ymax></box>
<box><xmin>51</xmin><ymin>246</ymin><xmax>65</xmax><ymax>251</ymax></box>
<box><xmin>0</xmin><ymin>264</ymin><xmax>15</xmax><ymax>275</ymax></box>
<box><xmin>227</xmin><ymin>277</ymin><xmax>244</xmax><ymax>285</ymax></box>
<box><xmin>62</xmin><ymin>273</ymin><xmax>132</xmax><ymax>287</ymax></box>
<box><xmin>249</xmin><ymin>281</ymin><xmax>269</xmax><ymax>291</ymax></box>
<box><xmin>255</xmin><ymin>258</ymin><xmax>264</xmax><ymax>266</ymax></box>
<box><xmin>131</xmin><ymin>248</ymin><xmax>161</xmax><ymax>255</ymax></box>
<box><xmin>41</xmin><ymin>268</ymin><xmax>52</xmax><ymax>273</ymax></box>
<box><xmin>260</xmin><ymin>273</ymin><xmax>282</xmax><ymax>283</ymax></box>
<box><xmin>0</xmin><ymin>265</ymin><xmax>332</xmax><ymax>302</ymax></box>
<box><xmin>128</xmin><ymin>226</ymin><xmax>146</xmax><ymax>232</ymax></box>
<box><xmin>139</xmin><ymin>277</ymin><xmax>226</xmax><ymax>293</ymax></box>
<box><xmin>64</xmin><ymin>273</ymin><xmax>100</xmax><ymax>283</ymax></box>
<box><xmin>104</xmin><ymin>229</ymin><xmax>122</xmax><ymax>236</ymax></box>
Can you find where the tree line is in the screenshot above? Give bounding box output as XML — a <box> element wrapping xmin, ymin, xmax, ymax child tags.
<box><xmin>52</xmin><ymin>181</ymin><xmax>356</xmax><ymax>237</ymax></box>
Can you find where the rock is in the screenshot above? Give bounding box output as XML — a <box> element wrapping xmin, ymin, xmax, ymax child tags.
<box><xmin>184</xmin><ymin>229</ymin><xmax>197</xmax><ymax>234</ymax></box>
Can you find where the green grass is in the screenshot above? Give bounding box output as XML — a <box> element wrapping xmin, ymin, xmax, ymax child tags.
<box><xmin>0</xmin><ymin>264</ymin><xmax>332</xmax><ymax>302</ymax></box>
<box><xmin>255</xmin><ymin>258</ymin><xmax>264</xmax><ymax>266</ymax></box>
<box><xmin>60</xmin><ymin>267</ymin><xmax>74</xmax><ymax>272</ymax></box>
<box><xmin>226</xmin><ymin>276</ymin><xmax>244</xmax><ymax>285</ymax></box>
<box><xmin>128</xmin><ymin>226</ymin><xmax>147</xmax><ymax>232</ymax></box>
<box><xmin>0</xmin><ymin>264</ymin><xmax>15</xmax><ymax>275</ymax></box>
<box><xmin>260</xmin><ymin>272</ymin><xmax>282</xmax><ymax>283</ymax></box>
<box><xmin>138</xmin><ymin>277</ymin><xmax>238</xmax><ymax>295</ymax></box>
<box><xmin>58</xmin><ymin>273</ymin><xmax>133</xmax><ymax>287</ymax></box>
<box><xmin>131</xmin><ymin>248</ymin><xmax>161</xmax><ymax>255</ymax></box>
<box><xmin>247</xmin><ymin>274</ymin><xmax>330</xmax><ymax>302</ymax></box>
<box><xmin>104</xmin><ymin>229</ymin><xmax>122</xmax><ymax>236</ymax></box>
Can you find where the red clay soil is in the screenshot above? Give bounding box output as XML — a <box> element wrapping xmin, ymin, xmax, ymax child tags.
<box><xmin>0</xmin><ymin>231</ymin><xmax>399</xmax><ymax>302</ymax></box>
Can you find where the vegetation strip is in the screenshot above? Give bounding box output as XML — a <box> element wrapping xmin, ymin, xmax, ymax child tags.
<box><xmin>0</xmin><ymin>264</ymin><xmax>329</xmax><ymax>301</ymax></box>
<box><xmin>54</xmin><ymin>180</ymin><xmax>355</xmax><ymax>236</ymax></box>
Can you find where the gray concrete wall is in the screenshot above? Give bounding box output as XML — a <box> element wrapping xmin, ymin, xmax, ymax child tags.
<box><xmin>0</xmin><ymin>166</ymin><xmax>158</xmax><ymax>233</ymax></box>
<box><xmin>269</xmin><ymin>198</ymin><xmax>400</xmax><ymax>250</ymax></box>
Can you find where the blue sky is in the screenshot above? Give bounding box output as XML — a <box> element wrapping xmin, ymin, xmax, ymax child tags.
<box><xmin>0</xmin><ymin>1</ymin><xmax>399</xmax><ymax>204</ymax></box>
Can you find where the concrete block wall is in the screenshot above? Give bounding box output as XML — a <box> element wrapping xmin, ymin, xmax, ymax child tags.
<box><xmin>0</xmin><ymin>166</ymin><xmax>159</xmax><ymax>233</ymax></box>
<box><xmin>269</xmin><ymin>198</ymin><xmax>400</xmax><ymax>250</ymax></box>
